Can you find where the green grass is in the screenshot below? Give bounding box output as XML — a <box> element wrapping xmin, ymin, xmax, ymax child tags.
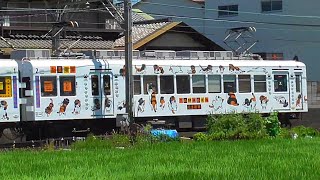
<box><xmin>0</xmin><ymin>138</ymin><xmax>319</xmax><ymax>180</ymax></box>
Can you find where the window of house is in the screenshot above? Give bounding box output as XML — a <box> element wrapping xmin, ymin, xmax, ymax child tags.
<box><xmin>60</xmin><ymin>76</ymin><xmax>76</xmax><ymax>96</ymax></box>
<box><xmin>274</xmin><ymin>75</ymin><xmax>287</xmax><ymax>92</ymax></box>
<box><xmin>143</xmin><ymin>75</ymin><xmax>157</xmax><ymax>94</ymax></box>
<box><xmin>261</xmin><ymin>0</ymin><xmax>282</xmax><ymax>12</ymax></box>
<box><xmin>133</xmin><ymin>75</ymin><xmax>141</xmax><ymax>95</ymax></box>
<box><xmin>192</xmin><ymin>75</ymin><xmax>206</xmax><ymax>93</ymax></box>
<box><xmin>239</xmin><ymin>75</ymin><xmax>251</xmax><ymax>93</ymax></box>
<box><xmin>223</xmin><ymin>75</ymin><xmax>236</xmax><ymax>93</ymax></box>
<box><xmin>218</xmin><ymin>5</ymin><xmax>238</xmax><ymax>17</ymax></box>
<box><xmin>40</xmin><ymin>76</ymin><xmax>57</xmax><ymax>97</ymax></box>
<box><xmin>208</xmin><ymin>75</ymin><xmax>221</xmax><ymax>93</ymax></box>
<box><xmin>160</xmin><ymin>76</ymin><xmax>174</xmax><ymax>94</ymax></box>
<box><xmin>254</xmin><ymin>75</ymin><xmax>267</xmax><ymax>92</ymax></box>
<box><xmin>177</xmin><ymin>75</ymin><xmax>190</xmax><ymax>94</ymax></box>
<box><xmin>91</xmin><ymin>75</ymin><xmax>99</xmax><ymax>96</ymax></box>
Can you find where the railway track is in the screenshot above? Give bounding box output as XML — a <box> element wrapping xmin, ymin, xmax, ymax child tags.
<box><xmin>0</xmin><ymin>137</ymin><xmax>86</xmax><ymax>150</ymax></box>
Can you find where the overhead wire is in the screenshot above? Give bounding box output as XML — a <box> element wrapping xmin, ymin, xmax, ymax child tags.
<box><xmin>139</xmin><ymin>1</ymin><xmax>320</xmax><ymax>20</ymax></box>
<box><xmin>2</xmin><ymin>2</ymin><xmax>320</xmax><ymax>44</ymax></box>
<box><xmin>134</xmin><ymin>11</ymin><xmax>320</xmax><ymax>27</ymax></box>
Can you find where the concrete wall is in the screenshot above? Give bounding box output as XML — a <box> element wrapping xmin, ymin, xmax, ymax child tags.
<box><xmin>205</xmin><ymin>0</ymin><xmax>320</xmax><ymax>81</ymax></box>
<box><xmin>136</xmin><ymin>0</ymin><xmax>320</xmax><ymax>81</ymax></box>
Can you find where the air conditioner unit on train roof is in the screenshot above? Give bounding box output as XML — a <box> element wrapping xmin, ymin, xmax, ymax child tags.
<box><xmin>10</xmin><ymin>49</ymin><xmax>51</xmax><ymax>60</ymax></box>
<box><xmin>81</xmin><ymin>50</ymin><xmax>140</xmax><ymax>59</ymax></box>
<box><xmin>209</xmin><ymin>51</ymin><xmax>234</xmax><ymax>60</ymax></box>
<box><xmin>141</xmin><ymin>50</ymin><xmax>176</xmax><ymax>59</ymax></box>
<box><xmin>176</xmin><ymin>51</ymin><xmax>211</xmax><ymax>59</ymax></box>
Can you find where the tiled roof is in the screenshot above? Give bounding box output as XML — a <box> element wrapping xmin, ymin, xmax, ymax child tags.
<box><xmin>114</xmin><ymin>21</ymin><xmax>176</xmax><ymax>48</ymax></box>
<box><xmin>0</xmin><ymin>39</ymin><xmax>114</xmax><ymax>49</ymax></box>
<box><xmin>132</xmin><ymin>9</ymin><xmax>154</xmax><ymax>22</ymax></box>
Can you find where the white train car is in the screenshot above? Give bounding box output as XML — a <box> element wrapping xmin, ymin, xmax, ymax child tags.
<box><xmin>130</xmin><ymin>59</ymin><xmax>307</xmax><ymax>119</ymax></box>
<box><xmin>17</xmin><ymin>58</ymin><xmax>124</xmax><ymax>122</ymax></box>
<box><xmin>13</xmin><ymin>50</ymin><xmax>307</xmax><ymax>131</ymax></box>
<box><xmin>0</xmin><ymin>60</ymin><xmax>21</xmax><ymax>123</ymax></box>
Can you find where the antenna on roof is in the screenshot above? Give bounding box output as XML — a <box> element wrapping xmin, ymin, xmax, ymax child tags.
<box><xmin>223</xmin><ymin>27</ymin><xmax>258</xmax><ymax>56</ymax></box>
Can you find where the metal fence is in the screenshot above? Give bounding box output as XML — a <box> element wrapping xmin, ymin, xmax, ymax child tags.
<box><xmin>307</xmin><ymin>81</ymin><xmax>320</xmax><ymax>108</ymax></box>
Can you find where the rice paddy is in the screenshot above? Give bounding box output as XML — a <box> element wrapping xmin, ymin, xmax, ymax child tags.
<box><xmin>0</xmin><ymin>138</ymin><xmax>319</xmax><ymax>180</ymax></box>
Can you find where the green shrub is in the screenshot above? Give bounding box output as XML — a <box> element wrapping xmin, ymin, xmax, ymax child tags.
<box><xmin>207</xmin><ymin>113</ymin><xmax>274</xmax><ymax>140</ymax></box>
<box><xmin>193</xmin><ymin>132</ymin><xmax>208</xmax><ymax>141</ymax></box>
<box><xmin>245</xmin><ymin>113</ymin><xmax>268</xmax><ymax>139</ymax></box>
<box><xmin>71</xmin><ymin>134</ymin><xmax>112</xmax><ymax>150</ymax></box>
<box><xmin>291</xmin><ymin>126</ymin><xmax>319</xmax><ymax>137</ymax></box>
<box><xmin>265</xmin><ymin>112</ymin><xmax>281</xmax><ymax>137</ymax></box>
<box><xmin>278</xmin><ymin>128</ymin><xmax>292</xmax><ymax>139</ymax></box>
<box><xmin>206</xmin><ymin>113</ymin><xmax>268</xmax><ymax>140</ymax></box>
<box><xmin>111</xmin><ymin>133</ymin><xmax>132</xmax><ymax>147</ymax></box>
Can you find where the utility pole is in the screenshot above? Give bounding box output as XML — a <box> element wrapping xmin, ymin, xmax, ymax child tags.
<box><xmin>124</xmin><ymin>0</ymin><xmax>133</xmax><ymax>124</ymax></box>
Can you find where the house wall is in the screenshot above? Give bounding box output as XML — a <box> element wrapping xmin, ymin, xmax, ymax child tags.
<box><xmin>146</xmin><ymin>32</ymin><xmax>205</xmax><ymax>49</ymax></box>
<box><xmin>205</xmin><ymin>0</ymin><xmax>320</xmax><ymax>83</ymax></box>
<box><xmin>135</xmin><ymin>0</ymin><xmax>320</xmax><ymax>82</ymax></box>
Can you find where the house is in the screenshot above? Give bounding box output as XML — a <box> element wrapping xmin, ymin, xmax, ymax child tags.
<box><xmin>114</xmin><ymin>18</ymin><xmax>223</xmax><ymax>51</ymax></box>
<box><xmin>0</xmin><ymin>0</ymin><xmax>223</xmax><ymax>55</ymax></box>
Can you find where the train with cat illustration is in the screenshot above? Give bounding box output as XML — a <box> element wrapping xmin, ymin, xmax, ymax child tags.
<box><xmin>0</xmin><ymin>49</ymin><xmax>308</xmax><ymax>140</ymax></box>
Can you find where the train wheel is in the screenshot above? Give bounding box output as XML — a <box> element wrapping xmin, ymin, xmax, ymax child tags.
<box><xmin>0</xmin><ymin>128</ymin><xmax>25</xmax><ymax>143</ymax></box>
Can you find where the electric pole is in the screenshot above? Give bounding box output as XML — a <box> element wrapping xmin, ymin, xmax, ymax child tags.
<box><xmin>124</xmin><ymin>0</ymin><xmax>133</xmax><ymax>124</ymax></box>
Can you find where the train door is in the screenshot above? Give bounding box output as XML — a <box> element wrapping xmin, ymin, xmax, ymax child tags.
<box><xmin>90</xmin><ymin>72</ymin><xmax>114</xmax><ymax>117</ymax></box>
<box><xmin>295</xmin><ymin>73</ymin><xmax>303</xmax><ymax>110</ymax></box>
<box><xmin>272</xmin><ymin>72</ymin><xmax>290</xmax><ymax>110</ymax></box>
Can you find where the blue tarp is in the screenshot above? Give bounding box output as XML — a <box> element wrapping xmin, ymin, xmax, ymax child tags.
<box><xmin>150</xmin><ymin>129</ymin><xmax>179</xmax><ymax>138</ymax></box>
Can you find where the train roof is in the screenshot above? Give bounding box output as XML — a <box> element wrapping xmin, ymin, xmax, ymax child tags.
<box><xmin>16</xmin><ymin>58</ymin><xmax>306</xmax><ymax>68</ymax></box>
<box><xmin>108</xmin><ymin>59</ymin><xmax>306</xmax><ymax>68</ymax></box>
<box><xmin>0</xmin><ymin>59</ymin><xmax>18</xmax><ymax>67</ymax></box>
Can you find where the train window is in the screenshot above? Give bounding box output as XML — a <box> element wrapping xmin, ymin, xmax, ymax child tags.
<box><xmin>208</xmin><ymin>75</ymin><xmax>221</xmax><ymax>93</ymax></box>
<box><xmin>60</xmin><ymin>76</ymin><xmax>76</xmax><ymax>96</ymax></box>
<box><xmin>40</xmin><ymin>76</ymin><xmax>57</xmax><ymax>97</ymax></box>
<box><xmin>254</xmin><ymin>75</ymin><xmax>266</xmax><ymax>92</ymax></box>
<box><xmin>177</xmin><ymin>75</ymin><xmax>190</xmax><ymax>94</ymax></box>
<box><xmin>296</xmin><ymin>75</ymin><xmax>301</xmax><ymax>93</ymax></box>
<box><xmin>0</xmin><ymin>76</ymin><xmax>12</xmax><ymax>97</ymax></box>
<box><xmin>239</xmin><ymin>75</ymin><xmax>251</xmax><ymax>93</ymax></box>
<box><xmin>160</xmin><ymin>75</ymin><xmax>174</xmax><ymax>94</ymax></box>
<box><xmin>103</xmin><ymin>75</ymin><xmax>111</xmax><ymax>95</ymax></box>
<box><xmin>192</xmin><ymin>75</ymin><xmax>206</xmax><ymax>93</ymax></box>
<box><xmin>143</xmin><ymin>75</ymin><xmax>158</xmax><ymax>94</ymax></box>
<box><xmin>91</xmin><ymin>75</ymin><xmax>99</xmax><ymax>96</ymax></box>
<box><xmin>223</xmin><ymin>75</ymin><xmax>236</xmax><ymax>93</ymax></box>
<box><xmin>133</xmin><ymin>75</ymin><xmax>141</xmax><ymax>95</ymax></box>
<box><xmin>274</xmin><ymin>75</ymin><xmax>287</xmax><ymax>92</ymax></box>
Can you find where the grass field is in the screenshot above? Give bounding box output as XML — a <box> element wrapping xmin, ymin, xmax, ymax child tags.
<box><xmin>0</xmin><ymin>138</ymin><xmax>319</xmax><ymax>180</ymax></box>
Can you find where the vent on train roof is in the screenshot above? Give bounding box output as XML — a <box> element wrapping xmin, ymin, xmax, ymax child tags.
<box><xmin>11</xmin><ymin>49</ymin><xmax>51</xmax><ymax>60</ymax></box>
<box><xmin>176</xmin><ymin>50</ymin><xmax>233</xmax><ymax>60</ymax></box>
<box><xmin>81</xmin><ymin>50</ymin><xmax>140</xmax><ymax>59</ymax></box>
<box><xmin>140</xmin><ymin>50</ymin><xmax>176</xmax><ymax>59</ymax></box>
